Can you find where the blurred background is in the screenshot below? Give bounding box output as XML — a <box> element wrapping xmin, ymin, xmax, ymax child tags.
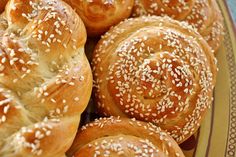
<box><xmin>227</xmin><ymin>0</ymin><xmax>236</xmax><ymax>24</ymax></box>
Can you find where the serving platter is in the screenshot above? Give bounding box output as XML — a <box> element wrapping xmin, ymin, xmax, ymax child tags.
<box><xmin>80</xmin><ymin>0</ymin><xmax>236</xmax><ymax>156</ymax></box>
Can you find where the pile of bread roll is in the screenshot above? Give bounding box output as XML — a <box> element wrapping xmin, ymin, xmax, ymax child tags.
<box><xmin>0</xmin><ymin>0</ymin><xmax>224</xmax><ymax>157</ymax></box>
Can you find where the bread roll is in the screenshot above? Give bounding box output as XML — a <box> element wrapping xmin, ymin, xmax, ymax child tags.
<box><xmin>67</xmin><ymin>117</ymin><xmax>185</xmax><ymax>157</ymax></box>
<box><xmin>0</xmin><ymin>0</ymin><xmax>92</xmax><ymax>156</ymax></box>
<box><xmin>64</xmin><ymin>0</ymin><xmax>134</xmax><ymax>36</ymax></box>
<box><xmin>132</xmin><ymin>0</ymin><xmax>224</xmax><ymax>53</ymax></box>
<box><xmin>92</xmin><ymin>16</ymin><xmax>217</xmax><ymax>143</ymax></box>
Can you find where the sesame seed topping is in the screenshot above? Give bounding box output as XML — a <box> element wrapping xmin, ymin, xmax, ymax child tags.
<box><xmin>92</xmin><ymin>16</ymin><xmax>217</xmax><ymax>143</ymax></box>
<box><xmin>0</xmin><ymin>0</ymin><xmax>89</xmax><ymax>156</ymax></box>
<box><xmin>132</xmin><ymin>0</ymin><xmax>224</xmax><ymax>52</ymax></box>
<box><xmin>73</xmin><ymin>117</ymin><xmax>184</xmax><ymax>157</ymax></box>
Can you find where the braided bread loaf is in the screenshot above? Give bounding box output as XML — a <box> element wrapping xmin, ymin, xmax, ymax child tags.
<box><xmin>67</xmin><ymin>117</ymin><xmax>185</xmax><ymax>157</ymax></box>
<box><xmin>132</xmin><ymin>0</ymin><xmax>224</xmax><ymax>53</ymax></box>
<box><xmin>63</xmin><ymin>0</ymin><xmax>134</xmax><ymax>36</ymax></box>
<box><xmin>92</xmin><ymin>16</ymin><xmax>217</xmax><ymax>144</ymax></box>
<box><xmin>0</xmin><ymin>0</ymin><xmax>92</xmax><ymax>156</ymax></box>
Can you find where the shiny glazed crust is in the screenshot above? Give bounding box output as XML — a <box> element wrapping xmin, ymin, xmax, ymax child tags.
<box><xmin>92</xmin><ymin>16</ymin><xmax>217</xmax><ymax>143</ymax></box>
<box><xmin>63</xmin><ymin>0</ymin><xmax>134</xmax><ymax>36</ymax></box>
<box><xmin>132</xmin><ymin>0</ymin><xmax>224</xmax><ymax>53</ymax></box>
<box><xmin>0</xmin><ymin>0</ymin><xmax>92</xmax><ymax>156</ymax></box>
<box><xmin>67</xmin><ymin>117</ymin><xmax>185</xmax><ymax>157</ymax></box>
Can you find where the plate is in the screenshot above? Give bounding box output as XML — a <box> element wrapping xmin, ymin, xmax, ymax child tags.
<box><xmin>80</xmin><ymin>0</ymin><xmax>236</xmax><ymax>156</ymax></box>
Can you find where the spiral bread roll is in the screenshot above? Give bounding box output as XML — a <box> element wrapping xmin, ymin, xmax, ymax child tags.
<box><xmin>92</xmin><ymin>16</ymin><xmax>217</xmax><ymax>144</ymax></box>
<box><xmin>63</xmin><ymin>0</ymin><xmax>134</xmax><ymax>36</ymax></box>
<box><xmin>67</xmin><ymin>117</ymin><xmax>185</xmax><ymax>157</ymax></box>
<box><xmin>132</xmin><ymin>0</ymin><xmax>224</xmax><ymax>53</ymax></box>
<box><xmin>0</xmin><ymin>0</ymin><xmax>92</xmax><ymax>156</ymax></box>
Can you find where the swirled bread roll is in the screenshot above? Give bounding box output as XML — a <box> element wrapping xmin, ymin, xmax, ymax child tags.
<box><xmin>63</xmin><ymin>0</ymin><xmax>134</xmax><ymax>36</ymax></box>
<box><xmin>92</xmin><ymin>16</ymin><xmax>217</xmax><ymax>143</ymax></box>
<box><xmin>0</xmin><ymin>0</ymin><xmax>92</xmax><ymax>156</ymax></box>
<box><xmin>132</xmin><ymin>0</ymin><xmax>224</xmax><ymax>53</ymax></box>
<box><xmin>67</xmin><ymin>117</ymin><xmax>185</xmax><ymax>157</ymax></box>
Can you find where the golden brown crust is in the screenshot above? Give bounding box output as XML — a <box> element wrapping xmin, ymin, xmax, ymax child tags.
<box><xmin>67</xmin><ymin>117</ymin><xmax>185</xmax><ymax>157</ymax></box>
<box><xmin>63</xmin><ymin>0</ymin><xmax>134</xmax><ymax>36</ymax></box>
<box><xmin>132</xmin><ymin>0</ymin><xmax>224</xmax><ymax>53</ymax></box>
<box><xmin>0</xmin><ymin>0</ymin><xmax>8</xmax><ymax>13</ymax></box>
<box><xmin>92</xmin><ymin>16</ymin><xmax>217</xmax><ymax>144</ymax></box>
<box><xmin>0</xmin><ymin>0</ymin><xmax>92</xmax><ymax>156</ymax></box>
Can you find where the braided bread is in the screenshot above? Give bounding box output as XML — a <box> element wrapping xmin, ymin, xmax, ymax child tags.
<box><xmin>0</xmin><ymin>0</ymin><xmax>92</xmax><ymax>156</ymax></box>
<box><xmin>67</xmin><ymin>117</ymin><xmax>185</xmax><ymax>157</ymax></box>
<box><xmin>132</xmin><ymin>0</ymin><xmax>224</xmax><ymax>53</ymax></box>
<box><xmin>92</xmin><ymin>16</ymin><xmax>217</xmax><ymax>144</ymax></box>
<box><xmin>63</xmin><ymin>0</ymin><xmax>134</xmax><ymax>36</ymax></box>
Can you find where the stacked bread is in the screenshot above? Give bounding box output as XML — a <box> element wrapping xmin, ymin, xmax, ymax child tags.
<box><xmin>0</xmin><ymin>0</ymin><xmax>224</xmax><ymax>157</ymax></box>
